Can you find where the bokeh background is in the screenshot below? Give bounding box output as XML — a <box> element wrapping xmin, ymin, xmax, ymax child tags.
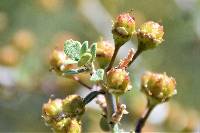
<box><xmin>0</xmin><ymin>0</ymin><xmax>200</xmax><ymax>132</ymax></box>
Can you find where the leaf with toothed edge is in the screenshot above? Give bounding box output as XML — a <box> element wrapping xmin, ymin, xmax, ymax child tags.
<box><xmin>64</xmin><ymin>39</ymin><xmax>81</xmax><ymax>61</ymax></box>
<box><xmin>90</xmin><ymin>69</ymin><xmax>104</xmax><ymax>81</ymax></box>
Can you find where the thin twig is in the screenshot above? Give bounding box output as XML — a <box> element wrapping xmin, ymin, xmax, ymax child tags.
<box><xmin>135</xmin><ymin>105</ymin><xmax>155</xmax><ymax>133</ymax></box>
<box><xmin>73</xmin><ymin>76</ymin><xmax>92</xmax><ymax>90</ymax></box>
<box><xmin>104</xmin><ymin>91</ymin><xmax>116</xmax><ymax>129</ymax></box>
<box><xmin>128</xmin><ymin>49</ymin><xmax>142</xmax><ymax>67</ymax></box>
<box><xmin>106</xmin><ymin>46</ymin><xmax>120</xmax><ymax>72</ymax></box>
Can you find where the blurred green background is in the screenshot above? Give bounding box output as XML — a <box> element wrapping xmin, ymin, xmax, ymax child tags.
<box><xmin>0</xmin><ymin>0</ymin><xmax>199</xmax><ymax>132</ymax></box>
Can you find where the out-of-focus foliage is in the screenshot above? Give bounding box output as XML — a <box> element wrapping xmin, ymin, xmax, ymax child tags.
<box><xmin>0</xmin><ymin>0</ymin><xmax>200</xmax><ymax>132</ymax></box>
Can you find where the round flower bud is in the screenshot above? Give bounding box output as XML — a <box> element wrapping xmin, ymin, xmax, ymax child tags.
<box><xmin>42</xmin><ymin>99</ymin><xmax>63</xmax><ymax>123</ymax></box>
<box><xmin>62</xmin><ymin>95</ymin><xmax>85</xmax><ymax>116</ymax></box>
<box><xmin>141</xmin><ymin>72</ymin><xmax>176</xmax><ymax>105</ymax></box>
<box><xmin>52</xmin><ymin>117</ymin><xmax>71</xmax><ymax>132</ymax></box>
<box><xmin>52</xmin><ymin>118</ymin><xmax>81</xmax><ymax>133</ymax></box>
<box><xmin>107</xmin><ymin>68</ymin><xmax>131</xmax><ymax>96</ymax></box>
<box><xmin>112</xmin><ymin>13</ymin><xmax>136</xmax><ymax>46</ymax></box>
<box><xmin>96</xmin><ymin>40</ymin><xmax>114</xmax><ymax>68</ymax></box>
<box><xmin>137</xmin><ymin>21</ymin><xmax>164</xmax><ymax>51</ymax></box>
<box><xmin>49</xmin><ymin>49</ymin><xmax>75</xmax><ymax>75</ymax></box>
<box><xmin>66</xmin><ymin>118</ymin><xmax>82</xmax><ymax>133</ymax></box>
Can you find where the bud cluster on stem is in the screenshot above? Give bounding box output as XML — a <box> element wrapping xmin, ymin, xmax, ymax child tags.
<box><xmin>42</xmin><ymin>10</ymin><xmax>177</xmax><ymax>133</ymax></box>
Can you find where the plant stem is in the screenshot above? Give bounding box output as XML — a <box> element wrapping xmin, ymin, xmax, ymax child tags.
<box><xmin>128</xmin><ymin>48</ymin><xmax>142</xmax><ymax>67</ymax></box>
<box><xmin>135</xmin><ymin>104</ymin><xmax>155</xmax><ymax>133</ymax></box>
<box><xmin>73</xmin><ymin>76</ymin><xmax>92</xmax><ymax>90</ymax></box>
<box><xmin>104</xmin><ymin>91</ymin><xmax>116</xmax><ymax>130</ymax></box>
<box><xmin>106</xmin><ymin>46</ymin><xmax>120</xmax><ymax>72</ymax></box>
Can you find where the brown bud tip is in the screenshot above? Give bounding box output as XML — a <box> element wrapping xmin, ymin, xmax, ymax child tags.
<box><xmin>141</xmin><ymin>71</ymin><xmax>177</xmax><ymax>105</ymax></box>
<box><xmin>112</xmin><ymin>13</ymin><xmax>136</xmax><ymax>46</ymax></box>
<box><xmin>107</xmin><ymin>68</ymin><xmax>131</xmax><ymax>95</ymax></box>
<box><xmin>137</xmin><ymin>21</ymin><xmax>164</xmax><ymax>51</ymax></box>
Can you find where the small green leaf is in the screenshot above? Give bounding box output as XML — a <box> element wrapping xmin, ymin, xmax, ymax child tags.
<box><xmin>90</xmin><ymin>43</ymin><xmax>97</xmax><ymax>61</ymax></box>
<box><xmin>78</xmin><ymin>53</ymin><xmax>92</xmax><ymax>66</ymax></box>
<box><xmin>90</xmin><ymin>69</ymin><xmax>104</xmax><ymax>81</ymax></box>
<box><xmin>64</xmin><ymin>39</ymin><xmax>81</xmax><ymax>61</ymax></box>
<box><xmin>80</xmin><ymin>41</ymin><xmax>88</xmax><ymax>56</ymax></box>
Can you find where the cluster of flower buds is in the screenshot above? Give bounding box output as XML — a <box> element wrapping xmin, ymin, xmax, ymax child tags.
<box><xmin>96</xmin><ymin>40</ymin><xmax>114</xmax><ymax>68</ymax></box>
<box><xmin>49</xmin><ymin>49</ymin><xmax>76</xmax><ymax>75</ymax></box>
<box><xmin>106</xmin><ymin>68</ymin><xmax>131</xmax><ymax>96</ymax></box>
<box><xmin>112</xmin><ymin>13</ymin><xmax>136</xmax><ymax>46</ymax></box>
<box><xmin>137</xmin><ymin>21</ymin><xmax>164</xmax><ymax>51</ymax></box>
<box><xmin>42</xmin><ymin>95</ymin><xmax>84</xmax><ymax>132</ymax></box>
<box><xmin>141</xmin><ymin>72</ymin><xmax>177</xmax><ymax>105</ymax></box>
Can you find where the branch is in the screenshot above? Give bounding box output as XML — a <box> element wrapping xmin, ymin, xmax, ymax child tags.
<box><xmin>135</xmin><ymin>104</ymin><xmax>155</xmax><ymax>133</ymax></box>
<box><xmin>83</xmin><ymin>91</ymin><xmax>105</xmax><ymax>105</ymax></box>
<box><xmin>73</xmin><ymin>76</ymin><xmax>92</xmax><ymax>90</ymax></box>
<box><xmin>106</xmin><ymin>46</ymin><xmax>120</xmax><ymax>72</ymax></box>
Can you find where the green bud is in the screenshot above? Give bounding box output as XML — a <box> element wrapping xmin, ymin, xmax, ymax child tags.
<box><xmin>107</xmin><ymin>68</ymin><xmax>131</xmax><ymax>96</ymax></box>
<box><xmin>62</xmin><ymin>95</ymin><xmax>85</xmax><ymax>116</ymax></box>
<box><xmin>66</xmin><ymin>119</ymin><xmax>82</xmax><ymax>133</ymax></box>
<box><xmin>112</xmin><ymin>13</ymin><xmax>136</xmax><ymax>46</ymax></box>
<box><xmin>42</xmin><ymin>99</ymin><xmax>63</xmax><ymax>124</ymax></box>
<box><xmin>141</xmin><ymin>72</ymin><xmax>177</xmax><ymax>105</ymax></box>
<box><xmin>52</xmin><ymin>117</ymin><xmax>71</xmax><ymax>133</ymax></box>
<box><xmin>99</xmin><ymin>116</ymin><xmax>110</xmax><ymax>132</ymax></box>
<box><xmin>137</xmin><ymin>21</ymin><xmax>164</xmax><ymax>51</ymax></box>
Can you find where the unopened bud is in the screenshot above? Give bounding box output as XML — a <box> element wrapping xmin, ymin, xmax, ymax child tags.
<box><xmin>49</xmin><ymin>49</ymin><xmax>75</xmax><ymax>74</ymax></box>
<box><xmin>112</xmin><ymin>13</ymin><xmax>136</xmax><ymax>46</ymax></box>
<box><xmin>62</xmin><ymin>95</ymin><xmax>85</xmax><ymax>116</ymax></box>
<box><xmin>96</xmin><ymin>40</ymin><xmax>114</xmax><ymax>68</ymax></box>
<box><xmin>137</xmin><ymin>21</ymin><xmax>164</xmax><ymax>51</ymax></box>
<box><xmin>107</xmin><ymin>68</ymin><xmax>131</xmax><ymax>95</ymax></box>
<box><xmin>141</xmin><ymin>72</ymin><xmax>176</xmax><ymax>105</ymax></box>
<box><xmin>42</xmin><ymin>99</ymin><xmax>63</xmax><ymax>123</ymax></box>
<box><xmin>66</xmin><ymin>118</ymin><xmax>82</xmax><ymax>133</ymax></box>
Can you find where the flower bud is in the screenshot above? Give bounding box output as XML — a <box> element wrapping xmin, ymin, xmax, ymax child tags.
<box><xmin>107</xmin><ymin>68</ymin><xmax>131</xmax><ymax>95</ymax></box>
<box><xmin>52</xmin><ymin>117</ymin><xmax>71</xmax><ymax>132</ymax></box>
<box><xmin>137</xmin><ymin>21</ymin><xmax>164</xmax><ymax>51</ymax></box>
<box><xmin>141</xmin><ymin>72</ymin><xmax>176</xmax><ymax>105</ymax></box>
<box><xmin>49</xmin><ymin>49</ymin><xmax>75</xmax><ymax>74</ymax></box>
<box><xmin>66</xmin><ymin>118</ymin><xmax>82</xmax><ymax>133</ymax></box>
<box><xmin>42</xmin><ymin>99</ymin><xmax>63</xmax><ymax>123</ymax></box>
<box><xmin>52</xmin><ymin>118</ymin><xmax>81</xmax><ymax>133</ymax></box>
<box><xmin>112</xmin><ymin>13</ymin><xmax>135</xmax><ymax>46</ymax></box>
<box><xmin>62</xmin><ymin>95</ymin><xmax>85</xmax><ymax>116</ymax></box>
<box><xmin>96</xmin><ymin>40</ymin><xmax>114</xmax><ymax>68</ymax></box>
